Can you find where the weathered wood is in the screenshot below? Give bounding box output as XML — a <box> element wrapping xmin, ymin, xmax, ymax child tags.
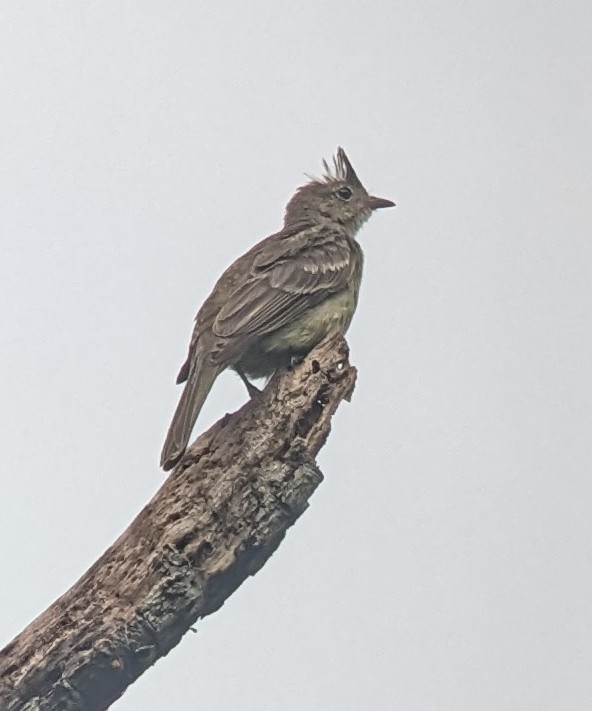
<box><xmin>0</xmin><ymin>334</ymin><xmax>356</xmax><ymax>711</ymax></box>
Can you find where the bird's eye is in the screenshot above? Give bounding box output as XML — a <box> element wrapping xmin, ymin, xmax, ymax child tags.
<box><xmin>336</xmin><ymin>186</ymin><xmax>353</xmax><ymax>201</ymax></box>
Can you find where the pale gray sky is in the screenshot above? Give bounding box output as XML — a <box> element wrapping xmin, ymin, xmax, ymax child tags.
<box><xmin>2</xmin><ymin>2</ymin><xmax>591</xmax><ymax>709</ymax></box>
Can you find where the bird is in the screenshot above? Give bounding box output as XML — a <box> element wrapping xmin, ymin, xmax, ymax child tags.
<box><xmin>160</xmin><ymin>147</ymin><xmax>394</xmax><ymax>470</ymax></box>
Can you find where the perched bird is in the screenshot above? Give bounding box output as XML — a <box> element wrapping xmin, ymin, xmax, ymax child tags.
<box><xmin>161</xmin><ymin>148</ymin><xmax>394</xmax><ymax>470</ymax></box>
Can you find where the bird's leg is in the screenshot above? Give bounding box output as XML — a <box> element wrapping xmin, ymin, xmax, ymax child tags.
<box><xmin>235</xmin><ymin>365</ymin><xmax>262</xmax><ymax>399</ymax></box>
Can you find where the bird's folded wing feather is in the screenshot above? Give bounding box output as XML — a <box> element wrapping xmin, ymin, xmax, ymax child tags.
<box><xmin>212</xmin><ymin>230</ymin><xmax>354</xmax><ymax>340</ymax></box>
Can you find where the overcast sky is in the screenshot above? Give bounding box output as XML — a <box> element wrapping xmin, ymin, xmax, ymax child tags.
<box><xmin>2</xmin><ymin>2</ymin><xmax>591</xmax><ymax>709</ymax></box>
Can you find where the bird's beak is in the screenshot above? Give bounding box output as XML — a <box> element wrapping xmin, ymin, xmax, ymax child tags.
<box><xmin>367</xmin><ymin>195</ymin><xmax>396</xmax><ymax>210</ymax></box>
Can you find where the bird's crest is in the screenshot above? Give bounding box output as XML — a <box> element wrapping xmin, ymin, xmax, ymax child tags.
<box><xmin>308</xmin><ymin>147</ymin><xmax>364</xmax><ymax>190</ymax></box>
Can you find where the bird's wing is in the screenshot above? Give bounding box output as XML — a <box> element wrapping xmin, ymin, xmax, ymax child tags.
<box><xmin>212</xmin><ymin>229</ymin><xmax>356</xmax><ymax>341</ymax></box>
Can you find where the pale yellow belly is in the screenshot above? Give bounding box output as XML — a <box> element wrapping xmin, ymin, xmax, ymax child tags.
<box><xmin>262</xmin><ymin>288</ymin><xmax>357</xmax><ymax>353</ymax></box>
<box><xmin>236</xmin><ymin>288</ymin><xmax>358</xmax><ymax>379</ymax></box>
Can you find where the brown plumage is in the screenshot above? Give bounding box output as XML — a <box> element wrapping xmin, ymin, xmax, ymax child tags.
<box><xmin>160</xmin><ymin>148</ymin><xmax>394</xmax><ymax>470</ymax></box>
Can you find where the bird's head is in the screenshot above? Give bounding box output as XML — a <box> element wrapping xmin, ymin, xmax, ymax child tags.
<box><xmin>284</xmin><ymin>147</ymin><xmax>395</xmax><ymax>235</ymax></box>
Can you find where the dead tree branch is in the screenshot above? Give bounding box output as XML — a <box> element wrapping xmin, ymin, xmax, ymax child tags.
<box><xmin>0</xmin><ymin>334</ymin><xmax>356</xmax><ymax>711</ymax></box>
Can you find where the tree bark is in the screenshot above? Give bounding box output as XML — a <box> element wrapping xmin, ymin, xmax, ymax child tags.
<box><xmin>0</xmin><ymin>334</ymin><xmax>356</xmax><ymax>711</ymax></box>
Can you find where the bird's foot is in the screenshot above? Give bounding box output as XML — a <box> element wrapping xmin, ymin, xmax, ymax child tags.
<box><xmin>235</xmin><ymin>366</ymin><xmax>262</xmax><ymax>399</ymax></box>
<box><xmin>287</xmin><ymin>354</ymin><xmax>304</xmax><ymax>371</ymax></box>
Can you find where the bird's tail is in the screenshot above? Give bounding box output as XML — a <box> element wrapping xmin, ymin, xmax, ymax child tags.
<box><xmin>160</xmin><ymin>360</ymin><xmax>222</xmax><ymax>471</ymax></box>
